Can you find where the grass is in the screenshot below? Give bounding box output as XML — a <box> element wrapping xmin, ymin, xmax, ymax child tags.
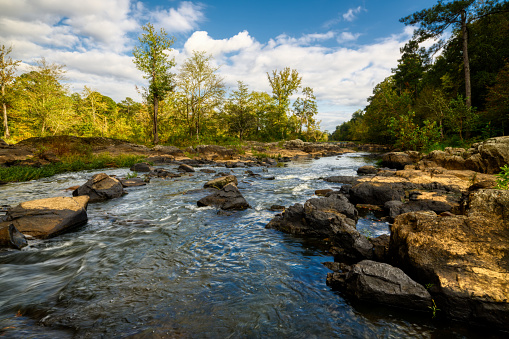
<box><xmin>0</xmin><ymin>153</ymin><xmax>146</xmax><ymax>183</ymax></box>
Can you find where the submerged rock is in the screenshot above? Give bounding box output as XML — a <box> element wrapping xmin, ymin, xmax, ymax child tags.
<box><xmin>0</xmin><ymin>196</ymin><xmax>89</xmax><ymax>239</ymax></box>
<box><xmin>73</xmin><ymin>173</ymin><xmax>125</xmax><ymax>202</ymax></box>
<box><xmin>197</xmin><ymin>183</ymin><xmax>250</xmax><ymax>210</ymax></box>
<box><xmin>130</xmin><ymin>162</ymin><xmax>154</xmax><ymax>172</ymax></box>
<box><xmin>0</xmin><ymin>223</ymin><xmax>28</xmax><ymax>249</ymax></box>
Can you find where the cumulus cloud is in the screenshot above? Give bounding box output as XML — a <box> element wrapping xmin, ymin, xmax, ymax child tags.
<box><xmin>152</xmin><ymin>1</ymin><xmax>205</xmax><ymax>33</ymax></box>
<box><xmin>343</xmin><ymin>6</ymin><xmax>364</xmax><ymax>22</ymax></box>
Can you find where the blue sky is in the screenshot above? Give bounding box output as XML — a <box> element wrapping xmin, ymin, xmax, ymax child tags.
<box><xmin>0</xmin><ymin>0</ymin><xmax>438</xmax><ymax>132</ymax></box>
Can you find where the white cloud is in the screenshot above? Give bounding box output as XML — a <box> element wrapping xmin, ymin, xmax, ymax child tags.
<box><xmin>152</xmin><ymin>1</ymin><xmax>205</xmax><ymax>33</ymax></box>
<box><xmin>343</xmin><ymin>6</ymin><xmax>364</xmax><ymax>22</ymax></box>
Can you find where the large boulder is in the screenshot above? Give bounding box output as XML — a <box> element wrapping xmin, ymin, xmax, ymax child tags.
<box><xmin>266</xmin><ymin>194</ymin><xmax>372</xmax><ymax>263</ymax></box>
<box><xmin>349</xmin><ymin>182</ymin><xmax>406</xmax><ymax>205</ymax></box>
<box><xmin>73</xmin><ymin>173</ymin><xmax>125</xmax><ymax>202</ymax></box>
<box><xmin>197</xmin><ymin>183</ymin><xmax>250</xmax><ymax>210</ymax></box>
<box><xmin>0</xmin><ymin>196</ymin><xmax>89</xmax><ymax>239</ymax></box>
<box><xmin>384</xmin><ymin>199</ymin><xmax>454</xmax><ymax>221</ymax></box>
<box><xmin>152</xmin><ymin>145</ymin><xmax>184</xmax><ymax>156</ymax></box>
<box><xmin>130</xmin><ymin>162</ymin><xmax>154</xmax><ymax>172</ymax></box>
<box><xmin>327</xmin><ymin>260</ymin><xmax>432</xmax><ymax>311</ymax></box>
<box><xmin>204</xmin><ymin>175</ymin><xmax>238</xmax><ymax>189</ymax></box>
<box><xmin>389</xmin><ymin>190</ymin><xmax>509</xmax><ymax>330</ymax></box>
<box><xmin>381</xmin><ymin>152</ymin><xmax>415</xmax><ymax>170</ymax></box>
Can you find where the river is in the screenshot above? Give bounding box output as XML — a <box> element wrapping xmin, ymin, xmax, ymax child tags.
<box><xmin>0</xmin><ymin>153</ymin><xmax>486</xmax><ymax>338</ymax></box>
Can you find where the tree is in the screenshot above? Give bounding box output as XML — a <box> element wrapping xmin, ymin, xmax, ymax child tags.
<box><xmin>292</xmin><ymin>86</ymin><xmax>318</xmax><ymax>138</ymax></box>
<box><xmin>484</xmin><ymin>61</ymin><xmax>509</xmax><ymax>135</ymax></box>
<box><xmin>400</xmin><ymin>0</ymin><xmax>504</xmax><ymax>108</ymax></box>
<box><xmin>223</xmin><ymin>81</ymin><xmax>256</xmax><ymax>141</ymax></box>
<box><xmin>267</xmin><ymin>67</ymin><xmax>302</xmax><ymax>139</ymax></box>
<box><xmin>391</xmin><ymin>40</ymin><xmax>429</xmax><ymax>96</ymax></box>
<box><xmin>176</xmin><ymin>51</ymin><xmax>225</xmax><ymax>140</ymax></box>
<box><xmin>0</xmin><ymin>45</ymin><xmax>21</xmax><ymax>139</ymax></box>
<box><xmin>133</xmin><ymin>23</ymin><xmax>176</xmax><ymax>144</ymax></box>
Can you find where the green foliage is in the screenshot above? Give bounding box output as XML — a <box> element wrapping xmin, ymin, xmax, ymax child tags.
<box><xmin>429</xmin><ymin>299</ymin><xmax>440</xmax><ymax>319</ymax></box>
<box><xmin>0</xmin><ymin>153</ymin><xmax>146</xmax><ymax>182</ymax></box>
<box><xmin>389</xmin><ymin>111</ymin><xmax>440</xmax><ymax>151</ymax></box>
<box><xmin>126</xmin><ymin>171</ymin><xmax>138</xmax><ymax>179</ymax></box>
<box><xmin>495</xmin><ymin>164</ymin><xmax>509</xmax><ymax>190</ymax></box>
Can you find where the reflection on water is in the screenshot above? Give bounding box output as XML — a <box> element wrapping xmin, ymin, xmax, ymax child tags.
<box><xmin>0</xmin><ymin>153</ymin><xmax>477</xmax><ymax>338</ymax></box>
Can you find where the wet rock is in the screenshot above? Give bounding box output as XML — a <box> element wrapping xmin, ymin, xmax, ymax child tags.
<box><xmin>0</xmin><ymin>223</ymin><xmax>28</xmax><ymax>249</ymax></box>
<box><xmin>204</xmin><ymin>175</ymin><xmax>238</xmax><ymax>189</ymax></box>
<box><xmin>178</xmin><ymin>164</ymin><xmax>195</xmax><ymax>172</ymax></box>
<box><xmin>120</xmin><ymin>178</ymin><xmax>147</xmax><ymax>187</ymax></box>
<box><xmin>381</xmin><ymin>152</ymin><xmax>414</xmax><ymax>170</ymax></box>
<box><xmin>130</xmin><ymin>162</ymin><xmax>154</xmax><ymax>172</ymax></box>
<box><xmin>0</xmin><ymin>196</ymin><xmax>89</xmax><ymax>239</ymax></box>
<box><xmin>357</xmin><ymin>165</ymin><xmax>377</xmax><ymax>175</ymax></box>
<box><xmin>73</xmin><ymin>173</ymin><xmax>125</xmax><ymax>202</ymax></box>
<box><xmin>152</xmin><ymin>145</ymin><xmax>184</xmax><ymax>156</ymax></box>
<box><xmin>199</xmin><ymin>169</ymin><xmax>216</xmax><ymax>174</ymax></box>
<box><xmin>266</xmin><ymin>193</ymin><xmax>372</xmax><ymax>263</ymax></box>
<box><xmin>328</xmin><ymin>260</ymin><xmax>432</xmax><ymax>312</ymax></box>
<box><xmin>269</xmin><ymin>205</ymin><xmax>285</xmax><ymax>211</ymax></box>
<box><xmin>149</xmin><ymin>168</ymin><xmax>180</xmax><ymax>178</ymax></box>
<box><xmin>197</xmin><ymin>183</ymin><xmax>250</xmax><ymax>210</ymax></box>
<box><xmin>389</xmin><ymin>192</ymin><xmax>509</xmax><ymax>330</ymax></box>
<box><xmin>315</xmin><ymin>189</ymin><xmax>333</xmax><ymax>196</ymax></box>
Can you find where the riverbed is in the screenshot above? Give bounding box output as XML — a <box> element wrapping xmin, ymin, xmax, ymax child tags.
<box><xmin>0</xmin><ymin>153</ymin><xmax>485</xmax><ymax>338</ymax></box>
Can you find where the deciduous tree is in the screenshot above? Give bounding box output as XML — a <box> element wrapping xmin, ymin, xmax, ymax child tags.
<box><xmin>133</xmin><ymin>23</ymin><xmax>176</xmax><ymax>144</ymax></box>
<box><xmin>0</xmin><ymin>45</ymin><xmax>21</xmax><ymax>139</ymax></box>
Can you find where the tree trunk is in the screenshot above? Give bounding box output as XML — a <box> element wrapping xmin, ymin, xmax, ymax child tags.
<box><xmin>1</xmin><ymin>84</ymin><xmax>9</xmax><ymax>139</ymax></box>
<box><xmin>461</xmin><ymin>10</ymin><xmax>472</xmax><ymax>108</ymax></box>
<box><xmin>153</xmin><ymin>96</ymin><xmax>159</xmax><ymax>144</ymax></box>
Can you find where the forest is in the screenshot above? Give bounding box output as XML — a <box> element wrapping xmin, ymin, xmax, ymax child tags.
<box><xmin>330</xmin><ymin>0</ymin><xmax>509</xmax><ymax>150</ymax></box>
<box><xmin>0</xmin><ymin>28</ymin><xmax>323</xmax><ymax>147</ymax></box>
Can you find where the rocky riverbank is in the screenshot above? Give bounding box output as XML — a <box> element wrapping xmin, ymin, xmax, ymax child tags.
<box><xmin>266</xmin><ymin>136</ymin><xmax>509</xmax><ymax>333</ymax></box>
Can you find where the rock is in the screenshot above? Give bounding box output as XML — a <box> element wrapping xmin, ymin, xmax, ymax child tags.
<box><xmin>381</xmin><ymin>152</ymin><xmax>415</xmax><ymax>170</ymax></box>
<box><xmin>389</xmin><ymin>199</ymin><xmax>509</xmax><ymax>330</ymax></box>
<box><xmin>149</xmin><ymin>168</ymin><xmax>180</xmax><ymax>178</ymax></box>
<box><xmin>384</xmin><ymin>199</ymin><xmax>454</xmax><ymax>221</ymax></box>
<box><xmin>204</xmin><ymin>175</ymin><xmax>238</xmax><ymax>189</ymax></box>
<box><xmin>152</xmin><ymin>145</ymin><xmax>184</xmax><ymax>156</ymax></box>
<box><xmin>197</xmin><ymin>183</ymin><xmax>250</xmax><ymax>210</ymax></box>
<box><xmin>284</xmin><ymin>139</ymin><xmax>305</xmax><ymax>149</ymax></box>
<box><xmin>315</xmin><ymin>189</ymin><xmax>333</xmax><ymax>196</ymax></box>
<box><xmin>195</xmin><ymin>145</ymin><xmax>237</xmax><ymax>159</ymax></box>
<box><xmin>178</xmin><ymin>164</ymin><xmax>195</xmax><ymax>172</ymax></box>
<box><xmin>0</xmin><ymin>196</ymin><xmax>89</xmax><ymax>239</ymax></box>
<box><xmin>369</xmin><ymin>234</ymin><xmax>390</xmax><ymax>262</ymax></box>
<box><xmin>130</xmin><ymin>162</ymin><xmax>154</xmax><ymax>172</ymax></box>
<box><xmin>357</xmin><ymin>165</ymin><xmax>377</xmax><ymax>175</ymax></box>
<box><xmin>349</xmin><ymin>182</ymin><xmax>406</xmax><ymax>206</ymax></box>
<box><xmin>336</xmin><ymin>260</ymin><xmax>432</xmax><ymax>311</ymax></box>
<box><xmin>269</xmin><ymin>205</ymin><xmax>285</xmax><ymax>211</ymax></box>
<box><xmin>323</xmin><ymin>176</ymin><xmax>360</xmax><ymax>185</ymax></box>
<box><xmin>0</xmin><ymin>223</ymin><xmax>28</xmax><ymax>249</ymax></box>
<box><xmin>72</xmin><ymin>173</ymin><xmax>125</xmax><ymax>202</ymax></box>
<box><xmin>200</xmin><ymin>169</ymin><xmax>216</xmax><ymax>174</ymax></box>
<box><xmin>266</xmin><ymin>194</ymin><xmax>372</xmax><ymax>263</ymax></box>
<box><xmin>120</xmin><ymin>178</ymin><xmax>147</xmax><ymax>187</ymax></box>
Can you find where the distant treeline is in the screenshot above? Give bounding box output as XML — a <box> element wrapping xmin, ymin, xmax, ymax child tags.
<box><xmin>330</xmin><ymin>0</ymin><xmax>509</xmax><ymax>150</ymax></box>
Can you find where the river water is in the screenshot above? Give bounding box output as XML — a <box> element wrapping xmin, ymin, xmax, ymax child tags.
<box><xmin>0</xmin><ymin>153</ymin><xmax>487</xmax><ymax>338</ymax></box>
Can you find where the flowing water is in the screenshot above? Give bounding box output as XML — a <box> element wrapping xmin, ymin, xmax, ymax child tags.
<box><xmin>0</xmin><ymin>153</ymin><xmax>489</xmax><ymax>338</ymax></box>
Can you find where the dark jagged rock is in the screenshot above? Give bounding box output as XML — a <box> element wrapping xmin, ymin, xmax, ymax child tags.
<box><xmin>269</xmin><ymin>205</ymin><xmax>285</xmax><ymax>211</ymax></box>
<box><xmin>323</xmin><ymin>176</ymin><xmax>360</xmax><ymax>185</ymax></box>
<box><xmin>315</xmin><ymin>189</ymin><xmax>333</xmax><ymax>196</ymax></box>
<box><xmin>200</xmin><ymin>169</ymin><xmax>216</xmax><ymax>174</ymax></box>
<box><xmin>266</xmin><ymin>194</ymin><xmax>372</xmax><ymax>263</ymax></box>
<box><xmin>369</xmin><ymin>234</ymin><xmax>390</xmax><ymax>262</ymax></box>
<box><xmin>149</xmin><ymin>168</ymin><xmax>180</xmax><ymax>178</ymax></box>
<box><xmin>384</xmin><ymin>199</ymin><xmax>454</xmax><ymax>221</ymax></box>
<box><xmin>327</xmin><ymin>260</ymin><xmax>432</xmax><ymax>312</ymax></box>
<box><xmin>0</xmin><ymin>196</ymin><xmax>89</xmax><ymax>239</ymax></box>
<box><xmin>381</xmin><ymin>152</ymin><xmax>415</xmax><ymax>170</ymax></box>
<box><xmin>73</xmin><ymin>173</ymin><xmax>125</xmax><ymax>202</ymax></box>
<box><xmin>130</xmin><ymin>162</ymin><xmax>154</xmax><ymax>172</ymax></box>
<box><xmin>197</xmin><ymin>183</ymin><xmax>250</xmax><ymax>210</ymax></box>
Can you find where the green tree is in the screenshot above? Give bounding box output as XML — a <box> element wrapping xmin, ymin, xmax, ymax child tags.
<box><xmin>267</xmin><ymin>67</ymin><xmax>302</xmax><ymax>139</ymax></box>
<box><xmin>292</xmin><ymin>86</ymin><xmax>318</xmax><ymax>139</ymax></box>
<box><xmin>133</xmin><ymin>23</ymin><xmax>176</xmax><ymax>144</ymax></box>
<box><xmin>392</xmin><ymin>40</ymin><xmax>429</xmax><ymax>96</ymax></box>
<box><xmin>0</xmin><ymin>45</ymin><xmax>21</xmax><ymax>139</ymax></box>
<box><xmin>176</xmin><ymin>51</ymin><xmax>225</xmax><ymax>140</ymax></box>
<box><xmin>223</xmin><ymin>81</ymin><xmax>256</xmax><ymax>141</ymax></box>
<box><xmin>484</xmin><ymin>61</ymin><xmax>509</xmax><ymax>135</ymax></box>
<box><xmin>401</xmin><ymin>0</ymin><xmax>504</xmax><ymax>108</ymax></box>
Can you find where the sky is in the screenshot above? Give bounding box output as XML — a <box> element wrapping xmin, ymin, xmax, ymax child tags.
<box><xmin>0</xmin><ymin>0</ymin><xmax>439</xmax><ymax>132</ymax></box>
